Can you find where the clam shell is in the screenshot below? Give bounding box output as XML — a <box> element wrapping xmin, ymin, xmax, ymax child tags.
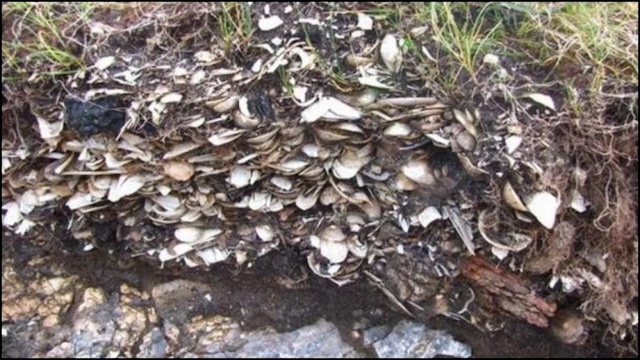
<box><xmin>206</xmin><ymin>95</ymin><xmax>239</xmax><ymax>113</ymax></box>
<box><xmin>401</xmin><ymin>159</ymin><xmax>435</xmax><ymax>185</ymax></box>
<box><xmin>525</xmin><ymin>191</ymin><xmax>560</xmax><ymax>229</ymax></box>
<box><xmin>380</xmin><ymin>34</ymin><xmax>402</xmax><ymax>73</ymax></box>
<box><xmin>502</xmin><ymin>182</ymin><xmax>528</xmax><ymax>212</ymax></box>
<box><xmin>175</xmin><ymin>227</ymin><xmax>203</xmax><ymax>243</ymax></box>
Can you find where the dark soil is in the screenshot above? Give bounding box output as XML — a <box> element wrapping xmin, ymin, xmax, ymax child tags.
<box><xmin>2</xmin><ymin>234</ymin><xmax>618</xmax><ymax>358</ymax></box>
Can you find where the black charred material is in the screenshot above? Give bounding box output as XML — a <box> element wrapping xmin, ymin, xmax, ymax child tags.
<box><xmin>248</xmin><ymin>93</ymin><xmax>275</xmax><ymax>121</ymax></box>
<box><xmin>64</xmin><ymin>97</ymin><xmax>126</xmax><ymax>137</ymax></box>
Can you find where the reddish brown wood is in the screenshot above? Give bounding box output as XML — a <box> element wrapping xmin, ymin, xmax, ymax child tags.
<box><xmin>460</xmin><ymin>256</ymin><xmax>557</xmax><ymax>328</ymax></box>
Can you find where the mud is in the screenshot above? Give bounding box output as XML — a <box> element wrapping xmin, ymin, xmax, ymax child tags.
<box><xmin>2</xmin><ymin>234</ymin><xmax>617</xmax><ymax>358</ymax></box>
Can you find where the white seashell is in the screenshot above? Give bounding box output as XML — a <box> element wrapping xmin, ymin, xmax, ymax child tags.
<box><xmin>158</xmin><ymin>243</ymin><xmax>194</xmax><ymax>262</ymax></box>
<box><xmin>425</xmin><ymin>133</ymin><xmax>450</xmax><ymax>147</ymax></box>
<box><xmin>525</xmin><ymin>191</ymin><xmax>560</xmax><ymax>229</ymax></box>
<box><xmin>358</xmin><ymin>75</ymin><xmax>395</xmax><ymax>90</ymax></box>
<box><xmin>194</xmin><ymin>51</ymin><xmax>216</xmax><ymax>62</ymax></box>
<box><xmin>280</xmin><ymin>159</ymin><xmax>309</xmax><ymax>172</ymax></box>
<box><xmin>301</xmin><ymin>97</ymin><xmax>330</xmax><ymax>123</ymax></box>
<box><xmin>162</xmin><ymin>143</ymin><xmax>202</xmax><ymax>160</ymax></box>
<box><xmin>320</xmin><ymin>240</ymin><xmax>349</xmax><ymax>263</ymax></box>
<box><xmin>160</xmin><ymin>92</ymin><xmax>183</xmax><ymax>103</ymax></box>
<box><xmin>293</xmin><ymin>86</ymin><xmax>308</xmax><ymax>104</ymax></box>
<box><xmin>103</xmin><ymin>153</ymin><xmax>130</xmax><ymax>169</ymax></box>
<box><xmin>395</xmin><ymin>173</ymin><xmax>418</xmax><ymax>191</ymax></box>
<box><xmin>401</xmin><ymin>160</ymin><xmax>435</xmax><ymax>185</ymax></box>
<box><xmin>190</xmin><ymin>70</ymin><xmax>206</xmax><ymax>85</ymax></box>
<box><xmin>319</xmin><ymin>225</ymin><xmax>346</xmax><ymax>242</ymax></box>
<box><xmin>249</xmin><ymin>192</ymin><xmax>270</xmax><ymax>211</ymax></box>
<box><xmin>258</xmin><ymin>16</ymin><xmax>283</xmax><ymax>31</ymax></box>
<box><xmin>37</xmin><ymin>117</ymin><xmax>63</xmax><ymax>140</ymax></box>
<box><xmin>107</xmin><ymin>174</ymin><xmax>145</xmax><ymax>202</ymax></box>
<box><xmin>301</xmin><ymin>143</ymin><xmax>320</xmax><ymax>158</ymax></box>
<box><xmin>290</xmin><ymin>48</ymin><xmax>315</xmax><ymax>70</ymax></box>
<box><xmin>356</xmin><ymin>13</ymin><xmax>373</xmax><ymax>30</ymax></box>
<box><xmin>483</xmin><ymin>53</ymin><xmax>500</xmax><ymax>65</ymax></box>
<box><xmin>418</xmin><ymin>206</ymin><xmax>442</xmax><ymax>228</ymax></box>
<box><xmin>255</xmin><ymin>224</ymin><xmax>275</xmax><ymax>242</ymax></box>
<box><xmin>301</xmin><ymin>97</ymin><xmax>361</xmax><ymax>122</ymax></box>
<box><xmin>502</xmin><ymin>182</ymin><xmax>528</xmax><ymax>212</ymax></box>
<box><xmin>326</xmin><ymin>97</ymin><xmax>361</xmax><ymax>120</ymax></box>
<box><xmin>94</xmin><ymin>56</ymin><xmax>116</xmax><ymax>71</ymax></box>
<box><xmin>384</xmin><ymin>123</ymin><xmax>412</xmax><ymax>137</ymax></box>
<box><xmin>380</xmin><ymin>34</ymin><xmax>403</xmax><ymax>73</ymax></box>
<box><xmin>197</xmin><ymin>247</ymin><xmax>229</xmax><ymax>265</ymax></box>
<box><xmin>180</xmin><ymin>210</ymin><xmax>202</xmax><ymax>223</ymax></box>
<box><xmin>525</xmin><ymin>93</ymin><xmax>556</xmax><ymax>111</ymax></box>
<box><xmin>347</xmin><ymin>238</ymin><xmax>368</xmax><ymax>258</ymax></box>
<box><xmin>228</xmin><ymin>166</ymin><xmax>252</xmax><ymax>188</ymax></box>
<box><xmin>207</xmin><ymin>95</ymin><xmax>239</xmax><ymax>113</ymax></box>
<box><xmin>65</xmin><ymin>193</ymin><xmax>97</xmax><ymax>210</ymax></box>
<box><xmin>332</xmin><ymin>159</ymin><xmax>360</xmax><ymax>180</ymax></box>
<box><xmin>154</xmin><ymin>195</ymin><xmax>181</xmax><ymax>210</ymax></box>
<box><xmin>175</xmin><ymin>227</ymin><xmax>203</xmax><ymax>243</ymax></box>
<box><xmin>208</xmin><ymin>128</ymin><xmax>246</xmax><ymax>146</ymax></box>
<box><xmin>270</xmin><ymin>176</ymin><xmax>292</xmax><ymax>191</ymax></box>
<box><xmin>2</xmin><ymin>202</ymin><xmax>22</xmax><ymax>226</ymax></box>
<box><xmin>295</xmin><ymin>186</ymin><xmax>321</xmax><ymax>210</ymax></box>
<box><xmin>251</xmin><ymin>58</ymin><xmax>263</xmax><ymax>73</ymax></box>
<box><xmin>505</xmin><ymin>136</ymin><xmax>522</xmax><ymax>154</ymax></box>
<box><xmin>491</xmin><ymin>246</ymin><xmax>509</xmax><ymax>260</ymax></box>
<box><xmin>569</xmin><ymin>190</ymin><xmax>588</xmax><ymax>213</ymax></box>
<box><xmin>233</xmin><ymin>111</ymin><xmax>261</xmax><ymax>129</ymax></box>
<box><xmin>238</xmin><ymin>96</ymin><xmax>252</xmax><ymax>117</ymax></box>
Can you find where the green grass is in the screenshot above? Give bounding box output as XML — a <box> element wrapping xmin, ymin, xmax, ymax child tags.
<box><xmin>2</xmin><ymin>2</ymin><xmax>95</xmax><ymax>81</ymax></box>
<box><xmin>217</xmin><ymin>2</ymin><xmax>254</xmax><ymax>54</ymax></box>
<box><xmin>516</xmin><ymin>2</ymin><xmax>638</xmax><ymax>93</ymax></box>
<box><xmin>418</xmin><ymin>3</ymin><xmax>505</xmax><ymax>83</ymax></box>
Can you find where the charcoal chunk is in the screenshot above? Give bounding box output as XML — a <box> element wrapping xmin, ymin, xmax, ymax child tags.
<box><xmin>248</xmin><ymin>93</ymin><xmax>275</xmax><ymax>121</ymax></box>
<box><xmin>64</xmin><ymin>97</ymin><xmax>125</xmax><ymax>137</ymax></box>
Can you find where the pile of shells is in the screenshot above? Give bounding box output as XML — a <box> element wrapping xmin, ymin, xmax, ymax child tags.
<box><xmin>2</xmin><ymin>8</ymin><xmax>580</xmax><ymax>291</ymax></box>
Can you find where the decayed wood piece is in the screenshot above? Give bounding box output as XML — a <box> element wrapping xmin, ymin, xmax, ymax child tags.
<box><xmin>460</xmin><ymin>256</ymin><xmax>557</xmax><ymax>327</ymax></box>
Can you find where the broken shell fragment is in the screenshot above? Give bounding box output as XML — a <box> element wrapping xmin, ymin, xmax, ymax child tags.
<box><xmin>525</xmin><ymin>191</ymin><xmax>560</xmax><ymax>229</ymax></box>
<box><xmin>197</xmin><ymin>247</ymin><xmax>230</xmax><ymax>265</ymax></box>
<box><xmin>380</xmin><ymin>34</ymin><xmax>402</xmax><ymax>73</ymax></box>
<box><xmin>258</xmin><ymin>16</ymin><xmax>283</xmax><ymax>31</ymax></box>
<box><xmin>502</xmin><ymin>182</ymin><xmax>528</xmax><ymax>212</ymax></box>
<box><xmin>505</xmin><ymin>136</ymin><xmax>523</xmax><ymax>154</ymax></box>
<box><xmin>418</xmin><ymin>206</ymin><xmax>442</xmax><ymax>228</ymax></box>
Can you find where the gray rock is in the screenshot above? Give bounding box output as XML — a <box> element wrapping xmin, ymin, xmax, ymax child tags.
<box><xmin>200</xmin><ymin>319</ymin><xmax>362</xmax><ymax>358</ymax></box>
<box><xmin>363</xmin><ymin>325</ymin><xmax>392</xmax><ymax>347</ymax></box>
<box><xmin>137</xmin><ymin>327</ymin><xmax>168</xmax><ymax>358</ymax></box>
<box><xmin>371</xmin><ymin>320</ymin><xmax>471</xmax><ymax>358</ymax></box>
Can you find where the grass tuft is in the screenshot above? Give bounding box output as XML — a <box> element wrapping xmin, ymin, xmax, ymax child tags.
<box><xmin>2</xmin><ymin>2</ymin><xmax>95</xmax><ymax>82</ymax></box>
